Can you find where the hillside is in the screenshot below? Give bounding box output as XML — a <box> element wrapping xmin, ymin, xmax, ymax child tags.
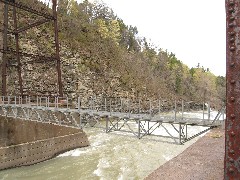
<box><xmin>0</xmin><ymin>0</ymin><xmax>225</xmax><ymax>107</ymax></box>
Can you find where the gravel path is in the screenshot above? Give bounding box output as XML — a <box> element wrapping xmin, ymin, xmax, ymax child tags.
<box><xmin>145</xmin><ymin>128</ymin><xmax>225</xmax><ymax>180</ymax></box>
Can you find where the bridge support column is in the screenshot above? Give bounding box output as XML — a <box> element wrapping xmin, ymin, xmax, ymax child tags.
<box><xmin>225</xmin><ymin>0</ymin><xmax>240</xmax><ymax>178</ymax></box>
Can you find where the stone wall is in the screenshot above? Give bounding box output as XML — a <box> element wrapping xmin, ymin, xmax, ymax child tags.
<box><xmin>0</xmin><ymin>117</ymin><xmax>89</xmax><ymax>170</ymax></box>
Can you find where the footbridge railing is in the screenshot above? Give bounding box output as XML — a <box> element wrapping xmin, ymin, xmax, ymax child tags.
<box><xmin>0</xmin><ymin>96</ymin><xmax>225</xmax><ymax>144</ymax></box>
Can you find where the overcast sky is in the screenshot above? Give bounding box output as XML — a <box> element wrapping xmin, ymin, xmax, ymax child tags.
<box><xmin>78</xmin><ymin>0</ymin><xmax>226</xmax><ymax>76</ymax></box>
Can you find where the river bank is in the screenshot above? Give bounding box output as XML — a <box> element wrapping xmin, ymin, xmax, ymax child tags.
<box><xmin>145</xmin><ymin>128</ymin><xmax>225</xmax><ymax>180</ymax></box>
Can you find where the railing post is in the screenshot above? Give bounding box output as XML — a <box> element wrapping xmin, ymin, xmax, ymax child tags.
<box><xmin>45</xmin><ymin>97</ymin><xmax>47</xmax><ymax>108</ymax></box>
<box><xmin>203</xmin><ymin>101</ymin><xmax>205</xmax><ymax>120</ymax></box>
<box><xmin>48</xmin><ymin>97</ymin><xmax>50</xmax><ymax>108</ymax></box>
<box><xmin>138</xmin><ymin>119</ymin><xmax>141</xmax><ymax>139</ymax></box>
<box><xmin>105</xmin><ymin>98</ymin><xmax>107</xmax><ymax>111</ymax></box>
<box><xmin>78</xmin><ymin>97</ymin><xmax>82</xmax><ymax>128</ymax></box>
<box><xmin>56</xmin><ymin>97</ymin><xmax>59</xmax><ymax>109</ymax></box>
<box><xmin>179</xmin><ymin>124</ymin><xmax>182</xmax><ymax>144</ymax></box>
<box><xmin>138</xmin><ymin>99</ymin><xmax>141</xmax><ymax>114</ymax></box>
<box><xmin>66</xmin><ymin>97</ymin><xmax>69</xmax><ymax>109</ymax></box>
<box><xmin>36</xmin><ymin>96</ymin><xmax>39</xmax><ymax>107</ymax></box>
<box><xmin>150</xmin><ymin>100</ymin><xmax>152</xmax><ymax>119</ymax></box>
<box><xmin>29</xmin><ymin>96</ymin><xmax>31</xmax><ymax>106</ymax></box>
<box><xmin>182</xmin><ymin>100</ymin><xmax>184</xmax><ymax>122</ymax></box>
<box><xmin>158</xmin><ymin>99</ymin><xmax>161</xmax><ymax>115</ymax></box>
<box><xmin>174</xmin><ymin>100</ymin><xmax>177</xmax><ymax>121</ymax></box>
<box><xmin>110</xmin><ymin>99</ymin><xmax>112</xmax><ymax>116</ymax></box>
<box><xmin>128</xmin><ymin>99</ymin><xmax>130</xmax><ymax>118</ymax></box>
<box><xmin>208</xmin><ymin>102</ymin><xmax>210</xmax><ymax>120</ymax></box>
<box><xmin>185</xmin><ymin>125</ymin><xmax>188</xmax><ymax>139</ymax></box>
<box><xmin>39</xmin><ymin>97</ymin><xmax>42</xmax><ymax>107</ymax></box>
<box><xmin>147</xmin><ymin>120</ymin><xmax>150</xmax><ymax>135</ymax></box>
<box><xmin>78</xmin><ymin>97</ymin><xmax>81</xmax><ymax>111</ymax></box>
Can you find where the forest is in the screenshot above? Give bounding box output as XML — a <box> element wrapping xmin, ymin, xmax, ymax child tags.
<box><xmin>58</xmin><ymin>0</ymin><xmax>225</xmax><ymax>103</ymax></box>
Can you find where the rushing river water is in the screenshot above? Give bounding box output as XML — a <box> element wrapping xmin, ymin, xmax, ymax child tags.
<box><xmin>0</xmin><ymin>111</ymin><xmax>223</xmax><ymax>180</ymax></box>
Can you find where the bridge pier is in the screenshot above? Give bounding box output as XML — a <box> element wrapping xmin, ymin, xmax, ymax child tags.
<box><xmin>0</xmin><ymin>116</ymin><xmax>89</xmax><ymax>170</ymax></box>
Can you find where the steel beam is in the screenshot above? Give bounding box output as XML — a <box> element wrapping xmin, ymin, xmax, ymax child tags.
<box><xmin>0</xmin><ymin>18</ymin><xmax>51</xmax><ymax>35</ymax></box>
<box><xmin>15</xmin><ymin>18</ymin><xmax>51</xmax><ymax>34</ymax></box>
<box><xmin>1</xmin><ymin>3</ymin><xmax>8</xmax><ymax>96</ymax></box>
<box><xmin>13</xmin><ymin>6</ymin><xmax>23</xmax><ymax>96</ymax></box>
<box><xmin>52</xmin><ymin>0</ymin><xmax>63</xmax><ymax>97</ymax></box>
<box><xmin>0</xmin><ymin>0</ymin><xmax>54</xmax><ymax>20</ymax></box>
<box><xmin>0</xmin><ymin>49</ymin><xmax>56</xmax><ymax>63</ymax></box>
<box><xmin>225</xmin><ymin>0</ymin><xmax>240</xmax><ymax>179</ymax></box>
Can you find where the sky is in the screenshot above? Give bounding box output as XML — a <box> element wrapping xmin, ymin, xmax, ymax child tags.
<box><xmin>78</xmin><ymin>0</ymin><xmax>226</xmax><ymax>76</ymax></box>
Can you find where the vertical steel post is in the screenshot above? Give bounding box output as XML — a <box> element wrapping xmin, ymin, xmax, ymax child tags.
<box><xmin>174</xmin><ymin>100</ymin><xmax>177</xmax><ymax>121</ymax></box>
<box><xmin>128</xmin><ymin>99</ymin><xmax>130</xmax><ymax>118</ymax></box>
<box><xmin>150</xmin><ymin>100</ymin><xmax>152</xmax><ymax>118</ymax></box>
<box><xmin>2</xmin><ymin>3</ymin><xmax>8</xmax><ymax>96</ymax></box>
<box><xmin>48</xmin><ymin>97</ymin><xmax>50</xmax><ymax>108</ymax></box>
<box><xmin>110</xmin><ymin>99</ymin><xmax>112</xmax><ymax>116</ymax></box>
<box><xmin>225</xmin><ymin>0</ymin><xmax>240</xmax><ymax>178</ymax></box>
<box><xmin>37</xmin><ymin>96</ymin><xmax>39</xmax><ymax>107</ymax></box>
<box><xmin>77</xmin><ymin>97</ymin><xmax>80</xmax><ymax>111</ymax></box>
<box><xmin>179</xmin><ymin>124</ymin><xmax>182</xmax><ymax>145</ymax></box>
<box><xmin>120</xmin><ymin>98</ymin><xmax>122</xmax><ymax>112</ymax></box>
<box><xmin>78</xmin><ymin>97</ymin><xmax>82</xmax><ymax>128</ymax></box>
<box><xmin>13</xmin><ymin>6</ymin><xmax>23</xmax><ymax>96</ymax></box>
<box><xmin>106</xmin><ymin>116</ymin><xmax>109</xmax><ymax>133</ymax></box>
<box><xmin>182</xmin><ymin>100</ymin><xmax>184</xmax><ymax>122</ymax></box>
<box><xmin>66</xmin><ymin>97</ymin><xmax>68</xmax><ymax>109</ymax></box>
<box><xmin>56</xmin><ymin>97</ymin><xmax>58</xmax><ymax>108</ymax></box>
<box><xmin>105</xmin><ymin>98</ymin><xmax>107</xmax><ymax>111</ymax></box>
<box><xmin>185</xmin><ymin>125</ymin><xmax>187</xmax><ymax>140</ymax></box>
<box><xmin>52</xmin><ymin>0</ymin><xmax>63</xmax><ymax>97</ymax></box>
<box><xmin>202</xmin><ymin>101</ymin><xmax>204</xmax><ymax>120</ymax></box>
<box><xmin>147</xmin><ymin>120</ymin><xmax>150</xmax><ymax>135</ymax></box>
<box><xmin>208</xmin><ymin>102</ymin><xmax>211</xmax><ymax>120</ymax></box>
<box><xmin>138</xmin><ymin>99</ymin><xmax>140</xmax><ymax>114</ymax></box>
<box><xmin>138</xmin><ymin>119</ymin><xmax>141</xmax><ymax>139</ymax></box>
<box><xmin>158</xmin><ymin>99</ymin><xmax>161</xmax><ymax>115</ymax></box>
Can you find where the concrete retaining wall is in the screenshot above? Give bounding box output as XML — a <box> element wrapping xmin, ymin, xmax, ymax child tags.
<box><xmin>0</xmin><ymin>117</ymin><xmax>89</xmax><ymax>170</ymax></box>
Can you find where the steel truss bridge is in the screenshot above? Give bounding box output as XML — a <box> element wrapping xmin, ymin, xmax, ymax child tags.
<box><xmin>0</xmin><ymin>96</ymin><xmax>224</xmax><ymax>145</ymax></box>
<box><xmin>0</xmin><ymin>0</ymin><xmax>240</xmax><ymax>178</ymax></box>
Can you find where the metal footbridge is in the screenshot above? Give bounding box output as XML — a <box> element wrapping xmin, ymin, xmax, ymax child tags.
<box><xmin>0</xmin><ymin>96</ymin><xmax>225</xmax><ymax>144</ymax></box>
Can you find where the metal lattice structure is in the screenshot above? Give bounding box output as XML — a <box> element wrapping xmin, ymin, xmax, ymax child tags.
<box><xmin>0</xmin><ymin>96</ymin><xmax>224</xmax><ymax>145</ymax></box>
<box><xmin>0</xmin><ymin>96</ymin><xmax>225</xmax><ymax>144</ymax></box>
<box><xmin>0</xmin><ymin>0</ymin><xmax>63</xmax><ymax>96</ymax></box>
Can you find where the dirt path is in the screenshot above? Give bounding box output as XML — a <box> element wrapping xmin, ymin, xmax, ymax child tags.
<box><xmin>145</xmin><ymin>128</ymin><xmax>225</xmax><ymax>180</ymax></box>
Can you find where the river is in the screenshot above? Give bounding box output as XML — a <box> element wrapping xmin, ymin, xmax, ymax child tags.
<box><xmin>0</xmin><ymin>111</ymin><xmax>222</xmax><ymax>180</ymax></box>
